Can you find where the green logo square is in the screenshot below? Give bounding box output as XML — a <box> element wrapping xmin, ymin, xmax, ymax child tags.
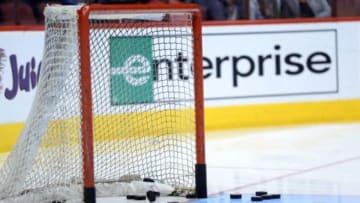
<box><xmin>110</xmin><ymin>36</ymin><xmax>154</xmax><ymax>105</ymax></box>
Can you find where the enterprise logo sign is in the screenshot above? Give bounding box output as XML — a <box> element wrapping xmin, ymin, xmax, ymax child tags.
<box><xmin>110</xmin><ymin>36</ymin><xmax>154</xmax><ymax>105</ymax></box>
<box><xmin>202</xmin><ymin>29</ymin><xmax>338</xmax><ymax>100</ymax></box>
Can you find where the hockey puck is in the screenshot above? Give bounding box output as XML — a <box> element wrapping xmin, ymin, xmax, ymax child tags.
<box><xmin>230</xmin><ymin>193</ymin><xmax>242</xmax><ymax>199</ymax></box>
<box><xmin>147</xmin><ymin>191</ymin><xmax>157</xmax><ymax>202</ymax></box>
<box><xmin>255</xmin><ymin>191</ymin><xmax>267</xmax><ymax>196</ymax></box>
<box><xmin>143</xmin><ymin>177</ymin><xmax>155</xmax><ymax>182</ymax></box>
<box><xmin>261</xmin><ymin>194</ymin><xmax>281</xmax><ymax>200</ymax></box>
<box><xmin>261</xmin><ymin>195</ymin><xmax>272</xmax><ymax>200</ymax></box>
<box><xmin>269</xmin><ymin>194</ymin><xmax>281</xmax><ymax>199</ymax></box>
<box><xmin>133</xmin><ymin>195</ymin><xmax>147</xmax><ymax>200</ymax></box>
<box><xmin>126</xmin><ymin>195</ymin><xmax>135</xmax><ymax>200</ymax></box>
<box><xmin>251</xmin><ymin>196</ymin><xmax>263</xmax><ymax>201</ymax></box>
<box><xmin>51</xmin><ymin>201</ymin><xmax>65</xmax><ymax>203</ymax></box>
<box><xmin>185</xmin><ymin>193</ymin><xmax>197</xmax><ymax>199</ymax></box>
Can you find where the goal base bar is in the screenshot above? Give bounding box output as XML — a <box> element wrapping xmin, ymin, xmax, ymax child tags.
<box><xmin>196</xmin><ymin>163</ymin><xmax>207</xmax><ymax>198</ymax></box>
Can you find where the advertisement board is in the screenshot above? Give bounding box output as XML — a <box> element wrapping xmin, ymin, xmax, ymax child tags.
<box><xmin>1</xmin><ymin>18</ymin><xmax>360</xmax><ymax>151</ymax></box>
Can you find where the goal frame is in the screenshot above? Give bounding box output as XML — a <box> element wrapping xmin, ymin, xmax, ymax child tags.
<box><xmin>77</xmin><ymin>4</ymin><xmax>206</xmax><ymax>202</ymax></box>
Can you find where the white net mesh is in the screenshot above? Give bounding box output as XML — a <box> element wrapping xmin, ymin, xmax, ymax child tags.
<box><xmin>0</xmin><ymin>5</ymin><xmax>198</xmax><ymax>202</ymax></box>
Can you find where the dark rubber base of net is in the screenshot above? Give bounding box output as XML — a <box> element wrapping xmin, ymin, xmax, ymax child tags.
<box><xmin>84</xmin><ymin>187</ymin><xmax>96</xmax><ymax>203</ymax></box>
<box><xmin>196</xmin><ymin>163</ymin><xmax>207</xmax><ymax>198</ymax></box>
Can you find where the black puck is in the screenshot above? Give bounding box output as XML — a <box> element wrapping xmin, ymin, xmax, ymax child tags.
<box><xmin>230</xmin><ymin>193</ymin><xmax>242</xmax><ymax>199</ymax></box>
<box><xmin>270</xmin><ymin>194</ymin><xmax>281</xmax><ymax>199</ymax></box>
<box><xmin>51</xmin><ymin>201</ymin><xmax>65</xmax><ymax>203</ymax></box>
<box><xmin>251</xmin><ymin>196</ymin><xmax>263</xmax><ymax>201</ymax></box>
<box><xmin>255</xmin><ymin>191</ymin><xmax>267</xmax><ymax>196</ymax></box>
<box><xmin>143</xmin><ymin>177</ymin><xmax>155</xmax><ymax>182</ymax></box>
<box><xmin>261</xmin><ymin>194</ymin><xmax>281</xmax><ymax>200</ymax></box>
<box><xmin>147</xmin><ymin>191</ymin><xmax>157</xmax><ymax>202</ymax></box>
<box><xmin>126</xmin><ymin>195</ymin><xmax>135</xmax><ymax>200</ymax></box>
<box><xmin>261</xmin><ymin>195</ymin><xmax>272</xmax><ymax>200</ymax></box>
<box><xmin>133</xmin><ymin>195</ymin><xmax>147</xmax><ymax>200</ymax></box>
<box><xmin>185</xmin><ymin>193</ymin><xmax>197</xmax><ymax>199</ymax></box>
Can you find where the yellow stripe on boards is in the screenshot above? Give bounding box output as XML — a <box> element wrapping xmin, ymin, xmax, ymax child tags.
<box><xmin>205</xmin><ymin>99</ymin><xmax>360</xmax><ymax>130</ymax></box>
<box><xmin>1</xmin><ymin>99</ymin><xmax>360</xmax><ymax>153</ymax></box>
<box><xmin>0</xmin><ymin>123</ymin><xmax>23</xmax><ymax>153</ymax></box>
<box><xmin>0</xmin><ymin>109</ymin><xmax>195</xmax><ymax>153</ymax></box>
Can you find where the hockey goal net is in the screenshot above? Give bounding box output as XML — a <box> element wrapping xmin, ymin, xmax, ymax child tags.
<box><xmin>0</xmin><ymin>4</ymin><xmax>206</xmax><ymax>203</ymax></box>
